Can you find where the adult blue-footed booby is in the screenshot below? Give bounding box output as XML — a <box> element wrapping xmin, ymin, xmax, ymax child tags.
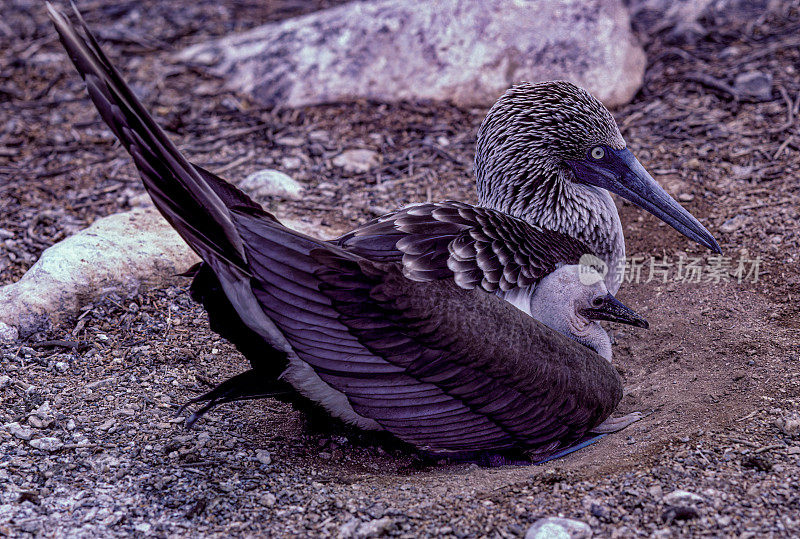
<box><xmin>476</xmin><ymin>82</ymin><xmax>721</xmax><ymax>293</ymax></box>
<box><xmin>48</xmin><ymin>5</ymin><xmax>650</xmax><ymax>459</ymax></box>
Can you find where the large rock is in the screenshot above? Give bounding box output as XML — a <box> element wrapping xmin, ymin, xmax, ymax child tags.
<box><xmin>0</xmin><ymin>209</ymin><xmax>199</xmax><ymax>340</ymax></box>
<box><xmin>0</xmin><ymin>207</ymin><xmax>343</xmax><ymax>341</ymax></box>
<box><xmin>179</xmin><ymin>0</ymin><xmax>645</xmax><ymax>108</ymax></box>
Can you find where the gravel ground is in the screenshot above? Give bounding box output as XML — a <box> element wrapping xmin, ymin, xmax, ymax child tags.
<box><xmin>1</xmin><ymin>1</ymin><xmax>799</xmax><ymax>537</ymax></box>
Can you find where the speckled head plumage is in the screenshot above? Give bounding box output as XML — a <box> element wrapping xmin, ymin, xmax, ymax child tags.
<box><xmin>474</xmin><ymin>80</ymin><xmax>720</xmax><ymax>290</ymax></box>
<box><xmin>475</xmin><ymin>80</ymin><xmax>625</xmax><ymax>207</ymax></box>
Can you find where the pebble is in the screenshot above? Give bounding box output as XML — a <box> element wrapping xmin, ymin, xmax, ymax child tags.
<box><xmin>356</xmin><ymin>517</ymin><xmax>396</xmax><ymax>538</ymax></box>
<box><xmin>775</xmin><ymin>411</ymin><xmax>800</xmax><ymax>436</ymax></box>
<box><xmin>29</xmin><ymin>401</ymin><xmax>54</xmax><ymax>429</ymax></box>
<box><xmin>281</xmin><ymin>156</ymin><xmax>304</xmax><ymax>170</ymax></box>
<box><xmin>733</xmin><ymin>70</ymin><xmax>773</xmax><ymax>101</ymax></box>
<box><xmin>260</xmin><ymin>493</ymin><xmax>277</xmax><ymax>507</ymax></box>
<box><xmin>525</xmin><ymin>517</ymin><xmax>593</xmax><ymax>538</ymax></box>
<box><xmin>0</xmin><ymin>321</ymin><xmax>18</xmax><ymax>343</ymax></box>
<box><xmin>5</xmin><ymin>422</ymin><xmax>34</xmax><ymax>441</ymax></box>
<box><xmin>677</xmin><ymin>193</ymin><xmax>694</xmax><ymax>202</ymax></box>
<box><xmin>339</xmin><ymin>517</ymin><xmax>361</xmax><ymax>538</ymax></box>
<box><xmin>0</xmin><ymin>375</ymin><xmax>10</xmax><ymax>389</ymax></box>
<box><xmin>238</xmin><ymin>169</ymin><xmax>304</xmax><ymax>200</ymax></box>
<box><xmin>332</xmin><ymin>149</ymin><xmax>381</xmax><ymax>173</ymax></box>
<box><xmin>29</xmin><ymin>437</ymin><xmax>63</xmax><ymax>452</ymax></box>
<box><xmin>275</xmin><ymin>136</ymin><xmax>305</xmax><ymax>147</ymax></box>
<box><xmin>255</xmin><ymin>449</ymin><xmax>272</xmax><ymax>466</ymax></box>
<box><xmin>719</xmin><ymin>214</ymin><xmax>746</xmax><ymax>233</ymax></box>
<box><xmin>663</xmin><ymin>490</ymin><xmax>704</xmax><ymax>505</ymax></box>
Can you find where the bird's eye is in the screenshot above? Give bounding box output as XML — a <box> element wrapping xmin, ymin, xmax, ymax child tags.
<box><xmin>591</xmin><ymin>146</ymin><xmax>605</xmax><ymax>160</ymax></box>
<box><xmin>592</xmin><ymin>297</ymin><xmax>604</xmax><ymax>307</ymax></box>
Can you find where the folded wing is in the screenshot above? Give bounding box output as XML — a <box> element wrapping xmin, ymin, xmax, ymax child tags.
<box><xmin>234</xmin><ymin>206</ymin><xmax>621</xmax><ymax>458</ymax></box>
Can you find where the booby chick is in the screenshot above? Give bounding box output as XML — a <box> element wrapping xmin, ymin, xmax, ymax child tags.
<box><xmin>475</xmin><ymin>81</ymin><xmax>721</xmax><ymax>293</ymax></box>
<box><xmin>48</xmin><ymin>5</ymin><xmax>648</xmax><ymax>460</ymax></box>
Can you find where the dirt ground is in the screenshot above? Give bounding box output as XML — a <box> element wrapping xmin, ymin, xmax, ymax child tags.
<box><xmin>1</xmin><ymin>1</ymin><xmax>799</xmax><ymax>537</ymax></box>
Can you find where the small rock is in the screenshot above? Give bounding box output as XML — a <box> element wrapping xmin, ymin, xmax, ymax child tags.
<box><xmin>255</xmin><ymin>449</ymin><xmax>272</xmax><ymax>466</ymax></box>
<box><xmin>238</xmin><ymin>169</ymin><xmax>304</xmax><ymax>200</ymax></box>
<box><xmin>734</xmin><ymin>71</ymin><xmax>772</xmax><ymax>101</ymax></box>
<box><xmin>259</xmin><ymin>492</ymin><xmax>276</xmax><ymax>507</ymax></box>
<box><xmin>339</xmin><ymin>517</ymin><xmax>361</xmax><ymax>538</ymax></box>
<box><xmin>648</xmin><ymin>485</ymin><xmax>663</xmax><ymax>499</ymax></box>
<box><xmin>731</xmin><ymin>165</ymin><xmax>753</xmax><ymax>179</ymax></box>
<box><xmin>134</xmin><ymin>523</ymin><xmax>152</xmax><ymax>534</ymax></box>
<box><xmin>280</xmin><ymin>156</ymin><xmax>304</xmax><ymax>170</ymax></box>
<box><xmin>525</xmin><ymin>517</ymin><xmax>593</xmax><ymax>539</ymax></box>
<box><xmin>0</xmin><ymin>375</ymin><xmax>11</xmax><ymax>390</ymax></box>
<box><xmin>28</xmin><ymin>415</ymin><xmax>52</xmax><ymax>429</ymax></box>
<box><xmin>719</xmin><ymin>215</ymin><xmax>746</xmax><ymax>233</ymax></box>
<box><xmin>775</xmin><ymin>411</ymin><xmax>800</xmax><ymax>436</ymax></box>
<box><xmin>5</xmin><ymin>422</ymin><xmax>34</xmax><ymax>441</ymax></box>
<box><xmin>589</xmin><ymin>503</ymin><xmax>611</xmax><ymax>522</ymax></box>
<box><xmin>308</xmin><ymin>131</ymin><xmax>330</xmax><ymax>144</ymax></box>
<box><xmin>29</xmin><ymin>437</ymin><xmax>63</xmax><ymax>452</ymax></box>
<box><xmin>275</xmin><ymin>136</ymin><xmax>305</xmax><ymax>147</ymax></box>
<box><xmin>356</xmin><ymin>517</ymin><xmax>396</xmax><ymax>538</ymax></box>
<box><xmin>0</xmin><ymin>321</ymin><xmax>18</xmax><ymax>343</ymax></box>
<box><xmin>677</xmin><ymin>193</ymin><xmax>694</xmax><ymax>202</ymax></box>
<box><xmin>716</xmin><ymin>514</ymin><xmax>732</xmax><ymax>527</ymax></box>
<box><xmin>663</xmin><ymin>490</ymin><xmax>704</xmax><ymax>505</ymax></box>
<box><xmin>332</xmin><ymin>149</ymin><xmax>381</xmax><ymax>174</ymax></box>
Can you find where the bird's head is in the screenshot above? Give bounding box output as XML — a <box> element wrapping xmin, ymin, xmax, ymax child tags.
<box><xmin>529</xmin><ymin>264</ymin><xmax>649</xmax><ymax>360</ymax></box>
<box><xmin>476</xmin><ymin>80</ymin><xmax>720</xmax><ymax>253</ymax></box>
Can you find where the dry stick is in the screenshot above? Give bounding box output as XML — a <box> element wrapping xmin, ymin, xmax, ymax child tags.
<box><xmin>184</xmin><ymin>124</ymin><xmax>268</xmax><ymax>150</ymax></box>
<box><xmin>683</xmin><ymin>72</ymin><xmax>740</xmax><ymax>101</ymax></box>
<box><xmin>773</xmin><ymin>135</ymin><xmax>795</xmax><ymax>160</ymax></box>
<box><xmin>754</xmin><ymin>444</ymin><xmax>785</xmax><ymax>454</ymax></box>
<box><xmin>767</xmin><ymin>85</ymin><xmax>796</xmax><ymax>134</ymax></box>
<box><xmin>212</xmin><ymin>151</ymin><xmax>255</xmax><ymax>175</ymax></box>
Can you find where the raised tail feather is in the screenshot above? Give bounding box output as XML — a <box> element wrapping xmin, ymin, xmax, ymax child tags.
<box><xmin>47</xmin><ymin>2</ymin><xmax>266</xmax><ymax>270</ymax></box>
<box><xmin>47</xmin><ymin>2</ymin><xmax>295</xmax><ymax>420</ymax></box>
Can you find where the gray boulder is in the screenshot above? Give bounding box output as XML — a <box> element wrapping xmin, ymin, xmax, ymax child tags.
<box><xmin>0</xmin><ymin>209</ymin><xmax>199</xmax><ymax>340</ymax></box>
<box><xmin>0</xmin><ymin>208</ymin><xmax>343</xmax><ymax>341</ymax></box>
<box><xmin>179</xmin><ymin>0</ymin><xmax>645</xmax><ymax>108</ymax></box>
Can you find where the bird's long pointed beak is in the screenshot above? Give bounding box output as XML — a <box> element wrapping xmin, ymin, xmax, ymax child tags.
<box><xmin>581</xmin><ymin>293</ymin><xmax>649</xmax><ymax>329</ymax></box>
<box><xmin>567</xmin><ymin>148</ymin><xmax>722</xmax><ymax>254</ymax></box>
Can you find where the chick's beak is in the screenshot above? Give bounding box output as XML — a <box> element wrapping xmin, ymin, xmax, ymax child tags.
<box><xmin>580</xmin><ymin>293</ymin><xmax>649</xmax><ymax>329</ymax></box>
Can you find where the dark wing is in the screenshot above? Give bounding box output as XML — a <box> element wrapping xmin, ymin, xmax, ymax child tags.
<box><xmin>233</xmin><ymin>206</ymin><xmax>621</xmax><ymax>458</ymax></box>
<box><xmin>335</xmin><ymin>201</ymin><xmax>590</xmax><ymax>293</ymax></box>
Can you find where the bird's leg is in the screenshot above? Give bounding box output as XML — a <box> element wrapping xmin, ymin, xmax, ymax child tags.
<box><xmin>590</xmin><ymin>411</ymin><xmax>643</xmax><ymax>434</ymax></box>
<box><xmin>175</xmin><ymin>369</ymin><xmax>293</xmax><ymax>429</ymax></box>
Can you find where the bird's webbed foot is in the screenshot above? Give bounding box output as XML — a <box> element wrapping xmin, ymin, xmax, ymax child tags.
<box><xmin>590</xmin><ymin>411</ymin><xmax>643</xmax><ymax>434</ymax></box>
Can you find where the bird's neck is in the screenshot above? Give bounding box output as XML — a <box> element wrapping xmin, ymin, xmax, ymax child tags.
<box><xmin>478</xmin><ymin>169</ymin><xmax>625</xmax><ymax>292</ymax></box>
